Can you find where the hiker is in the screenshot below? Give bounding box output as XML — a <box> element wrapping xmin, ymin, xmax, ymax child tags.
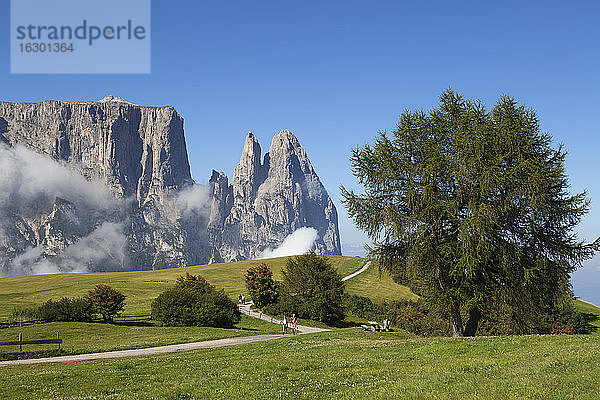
<box><xmin>290</xmin><ymin>314</ymin><xmax>298</xmax><ymax>335</ymax></box>
<box><xmin>242</xmin><ymin>295</ymin><xmax>245</xmax><ymax>304</ymax></box>
<box><xmin>382</xmin><ymin>319</ymin><xmax>390</xmax><ymax>331</ymax></box>
<box><xmin>238</xmin><ymin>294</ymin><xmax>242</xmax><ymax>304</ymax></box>
<box><xmin>282</xmin><ymin>313</ymin><xmax>288</xmax><ymax>334</ymax></box>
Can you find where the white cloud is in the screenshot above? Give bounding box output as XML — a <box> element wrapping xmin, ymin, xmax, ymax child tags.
<box><xmin>0</xmin><ymin>144</ymin><xmax>131</xmax><ymax>277</ymax></box>
<box><xmin>9</xmin><ymin>246</ymin><xmax>46</xmax><ymax>275</ymax></box>
<box><xmin>175</xmin><ymin>184</ymin><xmax>211</xmax><ymax>217</ymax></box>
<box><xmin>4</xmin><ymin>222</ymin><xmax>127</xmax><ymax>277</ymax></box>
<box><xmin>61</xmin><ymin>222</ymin><xmax>127</xmax><ymax>271</ymax></box>
<box><xmin>0</xmin><ymin>144</ymin><xmax>117</xmax><ymax>211</ymax></box>
<box><xmin>258</xmin><ymin>227</ymin><xmax>318</xmax><ymax>259</ymax></box>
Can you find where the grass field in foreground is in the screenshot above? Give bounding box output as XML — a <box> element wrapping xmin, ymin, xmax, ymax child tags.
<box><xmin>0</xmin><ymin>315</ymin><xmax>280</xmax><ymax>358</ymax></box>
<box><xmin>1</xmin><ymin>329</ymin><xmax>599</xmax><ymax>399</ymax></box>
<box><xmin>0</xmin><ymin>255</ymin><xmax>372</xmax><ymax>318</ymax></box>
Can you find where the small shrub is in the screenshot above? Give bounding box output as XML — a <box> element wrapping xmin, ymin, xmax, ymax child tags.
<box><xmin>38</xmin><ymin>297</ymin><xmax>93</xmax><ymax>322</ymax></box>
<box><xmin>542</xmin><ymin>306</ymin><xmax>597</xmax><ymax>335</ymax></box>
<box><xmin>152</xmin><ymin>275</ymin><xmax>240</xmax><ymax>328</ymax></box>
<box><xmin>86</xmin><ymin>284</ymin><xmax>126</xmax><ymax>322</ymax></box>
<box><xmin>476</xmin><ymin>309</ymin><xmax>514</xmax><ymax>336</ymax></box>
<box><xmin>176</xmin><ymin>273</ymin><xmax>210</xmax><ymax>291</ymax></box>
<box><xmin>343</xmin><ymin>294</ymin><xmax>376</xmax><ymax>317</ymax></box>
<box><xmin>12</xmin><ymin>306</ymin><xmax>41</xmax><ymax>321</ymax></box>
<box><xmin>395</xmin><ymin>305</ymin><xmax>450</xmax><ymax>337</ymax></box>
<box><xmin>245</xmin><ymin>263</ymin><xmax>278</xmax><ymax>308</ymax></box>
<box><xmin>550</xmin><ymin>323</ymin><xmax>575</xmax><ymax>335</ymax></box>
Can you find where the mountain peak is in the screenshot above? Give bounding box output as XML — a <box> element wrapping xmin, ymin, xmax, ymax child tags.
<box><xmin>213</xmin><ymin>129</ymin><xmax>341</xmax><ymax>261</ymax></box>
<box><xmin>269</xmin><ymin>130</ymin><xmax>304</xmax><ymax>160</ymax></box>
<box><xmin>99</xmin><ymin>95</ymin><xmax>131</xmax><ymax>104</ymax></box>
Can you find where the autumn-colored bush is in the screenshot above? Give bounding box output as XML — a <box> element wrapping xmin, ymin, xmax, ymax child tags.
<box><xmin>176</xmin><ymin>272</ymin><xmax>210</xmax><ymax>291</ymax></box>
<box><xmin>244</xmin><ymin>263</ymin><xmax>278</xmax><ymax>308</ymax></box>
<box><xmin>85</xmin><ymin>284</ymin><xmax>126</xmax><ymax>323</ymax></box>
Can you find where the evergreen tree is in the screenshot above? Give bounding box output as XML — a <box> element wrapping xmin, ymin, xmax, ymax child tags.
<box><xmin>342</xmin><ymin>89</ymin><xmax>598</xmax><ymax>336</ymax></box>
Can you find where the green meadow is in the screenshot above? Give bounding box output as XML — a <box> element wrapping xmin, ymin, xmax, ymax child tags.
<box><xmin>0</xmin><ymin>316</ymin><xmax>280</xmax><ymax>357</ymax></box>
<box><xmin>1</xmin><ymin>255</ymin><xmax>599</xmax><ymax>400</ymax></box>
<box><xmin>1</xmin><ymin>329</ymin><xmax>600</xmax><ymax>399</ymax></box>
<box><xmin>0</xmin><ymin>256</ymin><xmax>377</xmax><ymax>356</ymax></box>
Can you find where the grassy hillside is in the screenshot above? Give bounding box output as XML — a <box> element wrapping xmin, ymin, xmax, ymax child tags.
<box><xmin>0</xmin><ymin>255</ymin><xmax>421</xmax><ymax>357</ymax></box>
<box><xmin>574</xmin><ymin>299</ymin><xmax>600</xmax><ymax>315</ymax></box>
<box><xmin>344</xmin><ymin>261</ymin><xmax>418</xmax><ymax>302</ymax></box>
<box><xmin>574</xmin><ymin>299</ymin><xmax>600</xmax><ymax>331</ymax></box>
<box><xmin>0</xmin><ymin>255</ymin><xmax>416</xmax><ymax>318</ymax></box>
<box><xmin>1</xmin><ymin>329</ymin><xmax>599</xmax><ymax>399</ymax></box>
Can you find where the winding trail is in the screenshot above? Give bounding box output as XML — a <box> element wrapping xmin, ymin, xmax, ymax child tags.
<box><xmin>342</xmin><ymin>260</ymin><xmax>371</xmax><ymax>281</ymax></box>
<box><xmin>0</xmin><ymin>260</ymin><xmax>370</xmax><ymax>367</ymax></box>
<box><xmin>238</xmin><ymin>303</ymin><xmax>330</xmax><ymax>334</ymax></box>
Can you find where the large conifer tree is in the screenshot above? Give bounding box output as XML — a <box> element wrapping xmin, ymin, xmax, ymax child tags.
<box><xmin>342</xmin><ymin>89</ymin><xmax>597</xmax><ymax>337</ymax></box>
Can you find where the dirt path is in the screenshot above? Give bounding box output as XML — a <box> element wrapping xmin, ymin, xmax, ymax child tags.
<box><xmin>341</xmin><ymin>260</ymin><xmax>371</xmax><ymax>281</ymax></box>
<box><xmin>0</xmin><ymin>334</ymin><xmax>286</xmax><ymax>367</ymax></box>
<box><xmin>237</xmin><ymin>304</ymin><xmax>330</xmax><ymax>334</ymax></box>
<box><xmin>1</xmin><ymin>302</ymin><xmax>331</xmax><ymax>367</ymax></box>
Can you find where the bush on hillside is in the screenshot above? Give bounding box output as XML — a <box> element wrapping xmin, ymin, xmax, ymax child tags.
<box><xmin>475</xmin><ymin>308</ymin><xmax>514</xmax><ymax>336</ymax></box>
<box><xmin>540</xmin><ymin>306</ymin><xmax>597</xmax><ymax>335</ymax></box>
<box><xmin>12</xmin><ymin>306</ymin><xmax>41</xmax><ymax>321</ymax></box>
<box><xmin>85</xmin><ymin>284</ymin><xmax>126</xmax><ymax>323</ymax></box>
<box><xmin>152</xmin><ymin>275</ymin><xmax>240</xmax><ymax>328</ymax></box>
<box><xmin>176</xmin><ymin>272</ymin><xmax>210</xmax><ymax>291</ymax></box>
<box><xmin>245</xmin><ymin>263</ymin><xmax>278</xmax><ymax>308</ymax></box>
<box><xmin>265</xmin><ymin>252</ymin><xmax>345</xmax><ymax>324</ymax></box>
<box><xmin>38</xmin><ymin>297</ymin><xmax>93</xmax><ymax>322</ymax></box>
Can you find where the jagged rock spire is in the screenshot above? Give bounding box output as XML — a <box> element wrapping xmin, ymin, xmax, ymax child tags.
<box><xmin>232</xmin><ymin>131</ymin><xmax>265</xmax><ymax>200</ymax></box>
<box><xmin>211</xmin><ymin>129</ymin><xmax>342</xmax><ymax>261</ymax></box>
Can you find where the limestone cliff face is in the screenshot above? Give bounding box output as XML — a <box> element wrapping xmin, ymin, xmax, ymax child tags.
<box><xmin>0</xmin><ymin>97</ymin><xmax>193</xmax><ymax>204</ymax></box>
<box><xmin>209</xmin><ymin>130</ymin><xmax>341</xmax><ymax>262</ymax></box>
<box><xmin>0</xmin><ymin>97</ymin><xmax>341</xmax><ymax>276</ymax></box>
<box><xmin>0</xmin><ymin>96</ymin><xmax>204</xmax><ymax>274</ymax></box>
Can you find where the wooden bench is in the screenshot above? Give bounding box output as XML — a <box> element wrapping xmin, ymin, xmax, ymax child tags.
<box><xmin>362</xmin><ymin>320</ymin><xmax>392</xmax><ymax>332</ymax></box>
<box><xmin>368</xmin><ymin>321</ymin><xmax>382</xmax><ymax>331</ymax></box>
<box><xmin>0</xmin><ymin>332</ymin><xmax>62</xmax><ymax>353</ymax></box>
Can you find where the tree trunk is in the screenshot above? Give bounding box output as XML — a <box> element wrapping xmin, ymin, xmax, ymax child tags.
<box><xmin>464</xmin><ymin>307</ymin><xmax>481</xmax><ymax>337</ymax></box>
<box><xmin>434</xmin><ymin>258</ymin><xmax>464</xmax><ymax>337</ymax></box>
<box><xmin>449</xmin><ymin>302</ymin><xmax>464</xmax><ymax>337</ymax></box>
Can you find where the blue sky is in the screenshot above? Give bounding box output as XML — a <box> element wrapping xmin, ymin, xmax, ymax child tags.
<box><xmin>2</xmin><ymin>1</ymin><xmax>599</xmax><ymax>303</ymax></box>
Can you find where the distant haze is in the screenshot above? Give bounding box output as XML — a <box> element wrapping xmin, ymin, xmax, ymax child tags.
<box><xmin>572</xmin><ymin>256</ymin><xmax>600</xmax><ymax>306</ymax></box>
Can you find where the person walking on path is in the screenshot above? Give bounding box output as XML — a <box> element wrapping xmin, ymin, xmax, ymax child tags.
<box><xmin>282</xmin><ymin>313</ymin><xmax>288</xmax><ymax>334</ymax></box>
<box><xmin>290</xmin><ymin>314</ymin><xmax>298</xmax><ymax>335</ymax></box>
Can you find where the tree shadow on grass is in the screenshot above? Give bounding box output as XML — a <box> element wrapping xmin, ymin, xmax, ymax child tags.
<box><xmin>235</xmin><ymin>327</ymin><xmax>265</xmax><ymax>332</ymax></box>
<box><xmin>327</xmin><ymin>319</ymin><xmax>362</xmax><ymax>328</ymax></box>
<box><xmin>110</xmin><ymin>321</ymin><xmax>154</xmax><ymax>327</ymax></box>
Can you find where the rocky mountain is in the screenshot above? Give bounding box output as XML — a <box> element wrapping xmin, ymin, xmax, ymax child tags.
<box><xmin>0</xmin><ymin>97</ymin><xmax>340</xmax><ymax>276</ymax></box>
<box><xmin>208</xmin><ymin>130</ymin><xmax>341</xmax><ymax>262</ymax></box>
